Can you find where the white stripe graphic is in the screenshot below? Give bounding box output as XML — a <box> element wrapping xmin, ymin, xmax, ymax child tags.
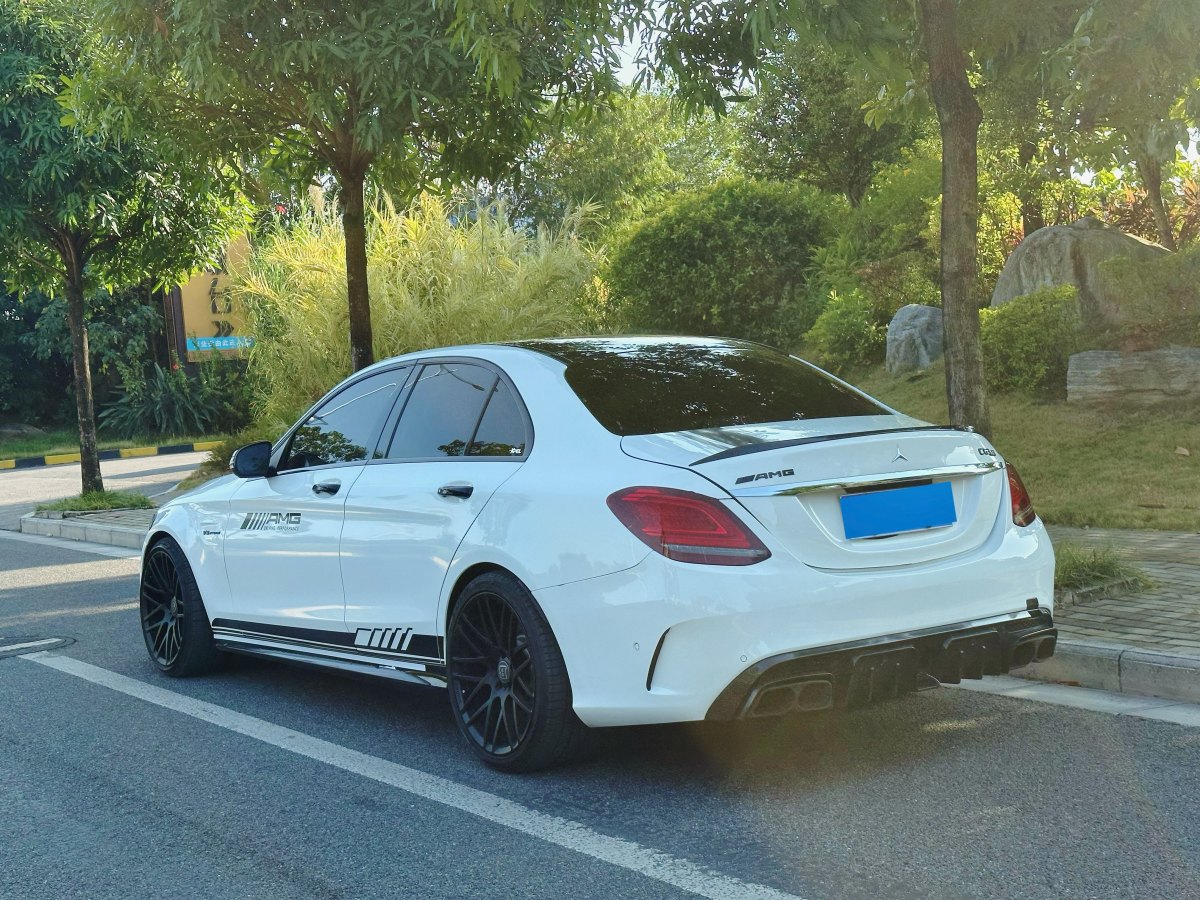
<box><xmin>22</xmin><ymin>652</ymin><xmax>801</xmax><ymax>900</ymax></box>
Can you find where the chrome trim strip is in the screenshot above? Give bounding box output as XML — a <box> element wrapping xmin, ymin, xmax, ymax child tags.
<box><xmin>222</xmin><ymin>642</ymin><xmax>447</xmax><ymax>688</ymax></box>
<box><xmin>732</xmin><ymin>460</ymin><xmax>1004</xmax><ymax>497</ymax></box>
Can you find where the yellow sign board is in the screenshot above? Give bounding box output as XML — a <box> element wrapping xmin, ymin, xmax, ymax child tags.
<box><xmin>178</xmin><ymin>235</ymin><xmax>254</xmax><ymax>361</ymax></box>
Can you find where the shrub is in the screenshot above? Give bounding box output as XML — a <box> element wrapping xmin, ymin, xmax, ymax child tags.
<box><xmin>99</xmin><ymin>354</ymin><xmax>251</xmax><ymax>439</ymax></box>
<box><xmin>235</xmin><ymin>193</ymin><xmax>602</xmax><ymax>423</ymax></box>
<box><xmin>606</xmin><ymin>179</ymin><xmax>838</xmax><ymax>345</ymax></box>
<box><xmin>979</xmin><ymin>286</ymin><xmax>1081</xmax><ymax>397</ymax></box>
<box><xmin>855</xmin><ymin>250</ymin><xmax>941</xmax><ymax>324</ymax></box>
<box><xmin>1100</xmin><ymin>245</ymin><xmax>1200</xmax><ymax>349</ymax></box>
<box><xmin>804</xmin><ymin>289</ymin><xmax>886</xmax><ymax>373</ymax></box>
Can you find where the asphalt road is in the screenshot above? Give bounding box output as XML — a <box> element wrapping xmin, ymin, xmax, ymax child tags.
<box><xmin>2</xmin><ymin>533</ymin><xmax>1199</xmax><ymax>900</ymax></box>
<box><xmin>0</xmin><ymin>452</ymin><xmax>208</xmax><ymax>531</ymax></box>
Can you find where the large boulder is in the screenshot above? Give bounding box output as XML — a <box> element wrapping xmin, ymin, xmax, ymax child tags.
<box><xmin>886</xmin><ymin>304</ymin><xmax>943</xmax><ymax>374</ymax></box>
<box><xmin>1067</xmin><ymin>348</ymin><xmax>1200</xmax><ymax>405</ymax></box>
<box><xmin>991</xmin><ymin>217</ymin><xmax>1169</xmax><ymax>324</ymax></box>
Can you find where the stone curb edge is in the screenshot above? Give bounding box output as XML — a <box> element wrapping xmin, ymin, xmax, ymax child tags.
<box><xmin>1018</xmin><ymin>637</ymin><xmax>1200</xmax><ymax>705</ymax></box>
<box><xmin>0</xmin><ymin>440</ymin><xmax>221</xmax><ymax>472</ymax></box>
<box><xmin>19</xmin><ymin>512</ymin><xmax>147</xmax><ymax>550</ymax></box>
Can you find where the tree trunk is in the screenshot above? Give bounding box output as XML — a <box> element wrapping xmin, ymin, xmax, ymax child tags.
<box><xmin>1018</xmin><ymin>139</ymin><xmax>1046</xmax><ymax>238</ymax></box>
<box><xmin>918</xmin><ymin>0</ymin><xmax>992</xmax><ymax>439</ymax></box>
<box><xmin>61</xmin><ymin>241</ymin><xmax>104</xmax><ymax>495</ymax></box>
<box><xmin>1137</xmin><ymin>155</ymin><xmax>1176</xmax><ymax>250</ymax></box>
<box><xmin>338</xmin><ymin>168</ymin><xmax>374</xmax><ymax>371</ymax></box>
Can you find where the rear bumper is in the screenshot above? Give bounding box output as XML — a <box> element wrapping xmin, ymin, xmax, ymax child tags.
<box><xmin>706</xmin><ymin>609</ymin><xmax>1057</xmax><ymax>720</ymax></box>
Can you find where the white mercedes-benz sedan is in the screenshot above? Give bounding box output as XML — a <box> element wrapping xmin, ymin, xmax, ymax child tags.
<box><xmin>139</xmin><ymin>337</ymin><xmax>1057</xmax><ymax>771</ymax></box>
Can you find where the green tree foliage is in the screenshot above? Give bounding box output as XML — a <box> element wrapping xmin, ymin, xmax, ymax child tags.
<box><xmin>0</xmin><ymin>290</ymin><xmax>68</xmax><ymax>425</ymax></box>
<box><xmin>512</xmin><ymin>90</ymin><xmax>740</xmax><ymax>237</ymax></box>
<box><xmin>0</xmin><ymin>0</ymin><xmax>245</xmax><ymax>492</ymax></box>
<box><xmin>607</xmin><ymin>179</ymin><xmax>836</xmax><ymax>344</ymax></box>
<box><xmin>1062</xmin><ymin>0</ymin><xmax>1200</xmax><ymax>250</ymax></box>
<box><xmin>82</xmin><ymin>0</ymin><xmax>623</xmax><ymax>374</ymax></box>
<box><xmin>979</xmin><ymin>286</ymin><xmax>1081</xmax><ymax>397</ymax></box>
<box><xmin>236</xmin><ymin>194</ymin><xmax>604</xmax><ymax>424</ymax></box>
<box><xmin>738</xmin><ymin>41</ymin><xmax>919</xmax><ymax>207</ymax></box>
<box><xmin>16</xmin><ymin>285</ymin><xmax>169</xmax><ymax>424</ymax></box>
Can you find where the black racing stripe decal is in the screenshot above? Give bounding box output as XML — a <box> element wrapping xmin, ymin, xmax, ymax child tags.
<box><xmin>406</xmin><ymin>634</ymin><xmax>440</xmax><ymax>659</ymax></box>
<box><xmin>214</xmin><ymin>618</ymin><xmax>358</xmax><ymax>648</ymax></box>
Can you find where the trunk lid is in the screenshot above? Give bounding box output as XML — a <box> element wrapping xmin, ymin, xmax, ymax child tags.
<box><xmin>622</xmin><ymin>415</ymin><xmax>1006</xmax><ymax>570</ymax></box>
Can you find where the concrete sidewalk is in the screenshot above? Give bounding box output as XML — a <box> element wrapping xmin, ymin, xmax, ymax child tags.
<box><xmin>1025</xmin><ymin>525</ymin><xmax>1200</xmax><ymax>703</ymax></box>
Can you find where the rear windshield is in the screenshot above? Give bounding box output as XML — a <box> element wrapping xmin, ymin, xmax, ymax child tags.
<box><xmin>521</xmin><ymin>340</ymin><xmax>887</xmax><ymax>436</ymax></box>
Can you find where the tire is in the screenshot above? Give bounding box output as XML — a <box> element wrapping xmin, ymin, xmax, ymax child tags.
<box><xmin>446</xmin><ymin>571</ymin><xmax>588</xmax><ymax>772</ymax></box>
<box><xmin>139</xmin><ymin>536</ymin><xmax>221</xmax><ymax>677</ymax></box>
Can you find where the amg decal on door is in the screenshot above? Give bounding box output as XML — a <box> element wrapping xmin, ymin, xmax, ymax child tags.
<box><xmin>240</xmin><ymin>512</ymin><xmax>302</xmax><ymax>532</ymax></box>
<box><xmin>354</xmin><ymin>627</ymin><xmax>414</xmax><ymax>652</ymax></box>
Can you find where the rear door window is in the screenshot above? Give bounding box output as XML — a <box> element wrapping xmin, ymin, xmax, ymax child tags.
<box><xmin>386</xmin><ymin>364</ymin><xmax>496</xmax><ymax>459</ymax></box>
<box><xmin>467</xmin><ymin>381</ymin><xmax>528</xmax><ymax>457</ymax></box>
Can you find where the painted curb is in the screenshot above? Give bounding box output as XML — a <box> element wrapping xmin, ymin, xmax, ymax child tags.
<box><xmin>1019</xmin><ymin>637</ymin><xmax>1200</xmax><ymax>705</ymax></box>
<box><xmin>0</xmin><ymin>440</ymin><xmax>221</xmax><ymax>471</ymax></box>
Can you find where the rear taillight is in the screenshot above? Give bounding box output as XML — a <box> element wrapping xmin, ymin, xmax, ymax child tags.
<box><xmin>1007</xmin><ymin>464</ymin><xmax>1036</xmax><ymax>526</ymax></box>
<box><xmin>606</xmin><ymin>486</ymin><xmax>771</xmax><ymax>566</ymax></box>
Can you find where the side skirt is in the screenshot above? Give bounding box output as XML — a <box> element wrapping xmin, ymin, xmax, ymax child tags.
<box><xmin>212</xmin><ymin>628</ymin><xmax>447</xmax><ymax>688</ymax></box>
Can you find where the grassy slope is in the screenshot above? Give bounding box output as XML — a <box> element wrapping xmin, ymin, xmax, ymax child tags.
<box><xmin>854</xmin><ymin>363</ymin><xmax>1200</xmax><ymax>532</ymax></box>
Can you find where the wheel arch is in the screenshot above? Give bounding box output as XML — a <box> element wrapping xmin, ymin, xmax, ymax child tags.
<box><xmin>444</xmin><ymin>562</ymin><xmax>514</xmax><ymax>629</ymax></box>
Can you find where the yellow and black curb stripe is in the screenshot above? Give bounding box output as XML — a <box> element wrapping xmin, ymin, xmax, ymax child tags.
<box><xmin>0</xmin><ymin>440</ymin><xmax>222</xmax><ymax>472</ymax></box>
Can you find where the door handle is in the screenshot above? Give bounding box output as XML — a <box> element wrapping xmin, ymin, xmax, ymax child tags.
<box><xmin>312</xmin><ymin>481</ymin><xmax>341</xmax><ymax>496</ymax></box>
<box><xmin>437</xmin><ymin>483</ymin><xmax>474</xmax><ymax>499</ymax></box>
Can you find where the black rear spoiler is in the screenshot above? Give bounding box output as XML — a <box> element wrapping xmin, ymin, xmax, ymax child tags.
<box><xmin>690</xmin><ymin>426</ymin><xmax>975</xmax><ymax>466</ymax></box>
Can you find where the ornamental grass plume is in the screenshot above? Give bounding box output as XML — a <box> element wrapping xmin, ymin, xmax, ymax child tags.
<box><xmin>232</xmin><ymin>193</ymin><xmax>605</xmax><ymax>425</ymax></box>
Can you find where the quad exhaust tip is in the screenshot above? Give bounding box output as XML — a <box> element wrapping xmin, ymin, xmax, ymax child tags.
<box><xmin>745</xmin><ymin>677</ymin><xmax>835</xmax><ymax>718</ymax></box>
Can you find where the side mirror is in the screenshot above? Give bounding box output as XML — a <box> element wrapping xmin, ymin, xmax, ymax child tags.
<box><xmin>231</xmin><ymin>441</ymin><xmax>273</xmax><ymax>478</ymax></box>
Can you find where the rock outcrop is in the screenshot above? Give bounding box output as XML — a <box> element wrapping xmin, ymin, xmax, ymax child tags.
<box><xmin>886</xmin><ymin>305</ymin><xmax>943</xmax><ymax>375</ymax></box>
<box><xmin>991</xmin><ymin>217</ymin><xmax>1169</xmax><ymax>324</ymax></box>
<box><xmin>1067</xmin><ymin>348</ymin><xmax>1200</xmax><ymax>405</ymax></box>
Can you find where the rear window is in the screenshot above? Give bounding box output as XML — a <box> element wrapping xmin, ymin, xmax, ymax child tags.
<box><xmin>524</xmin><ymin>340</ymin><xmax>886</xmax><ymax>436</ymax></box>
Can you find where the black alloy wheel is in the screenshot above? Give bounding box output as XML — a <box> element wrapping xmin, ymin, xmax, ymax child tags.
<box><xmin>139</xmin><ymin>537</ymin><xmax>220</xmax><ymax>677</ymax></box>
<box><xmin>447</xmin><ymin>572</ymin><xmax>586</xmax><ymax>772</ymax></box>
<box><xmin>450</xmin><ymin>590</ymin><xmax>535</xmax><ymax>755</ymax></box>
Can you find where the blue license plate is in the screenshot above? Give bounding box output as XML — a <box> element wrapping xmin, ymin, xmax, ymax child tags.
<box><xmin>839</xmin><ymin>482</ymin><xmax>956</xmax><ymax>540</ymax></box>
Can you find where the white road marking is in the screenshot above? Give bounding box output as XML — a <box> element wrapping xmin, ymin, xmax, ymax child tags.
<box><xmin>951</xmin><ymin>675</ymin><xmax>1200</xmax><ymax>728</ymax></box>
<box><xmin>0</xmin><ymin>529</ymin><xmax>139</xmax><ymax>559</ymax></box>
<box><xmin>20</xmin><ymin>652</ymin><xmax>802</xmax><ymax>900</ymax></box>
<box><xmin>0</xmin><ymin>638</ymin><xmax>61</xmax><ymax>653</ymax></box>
